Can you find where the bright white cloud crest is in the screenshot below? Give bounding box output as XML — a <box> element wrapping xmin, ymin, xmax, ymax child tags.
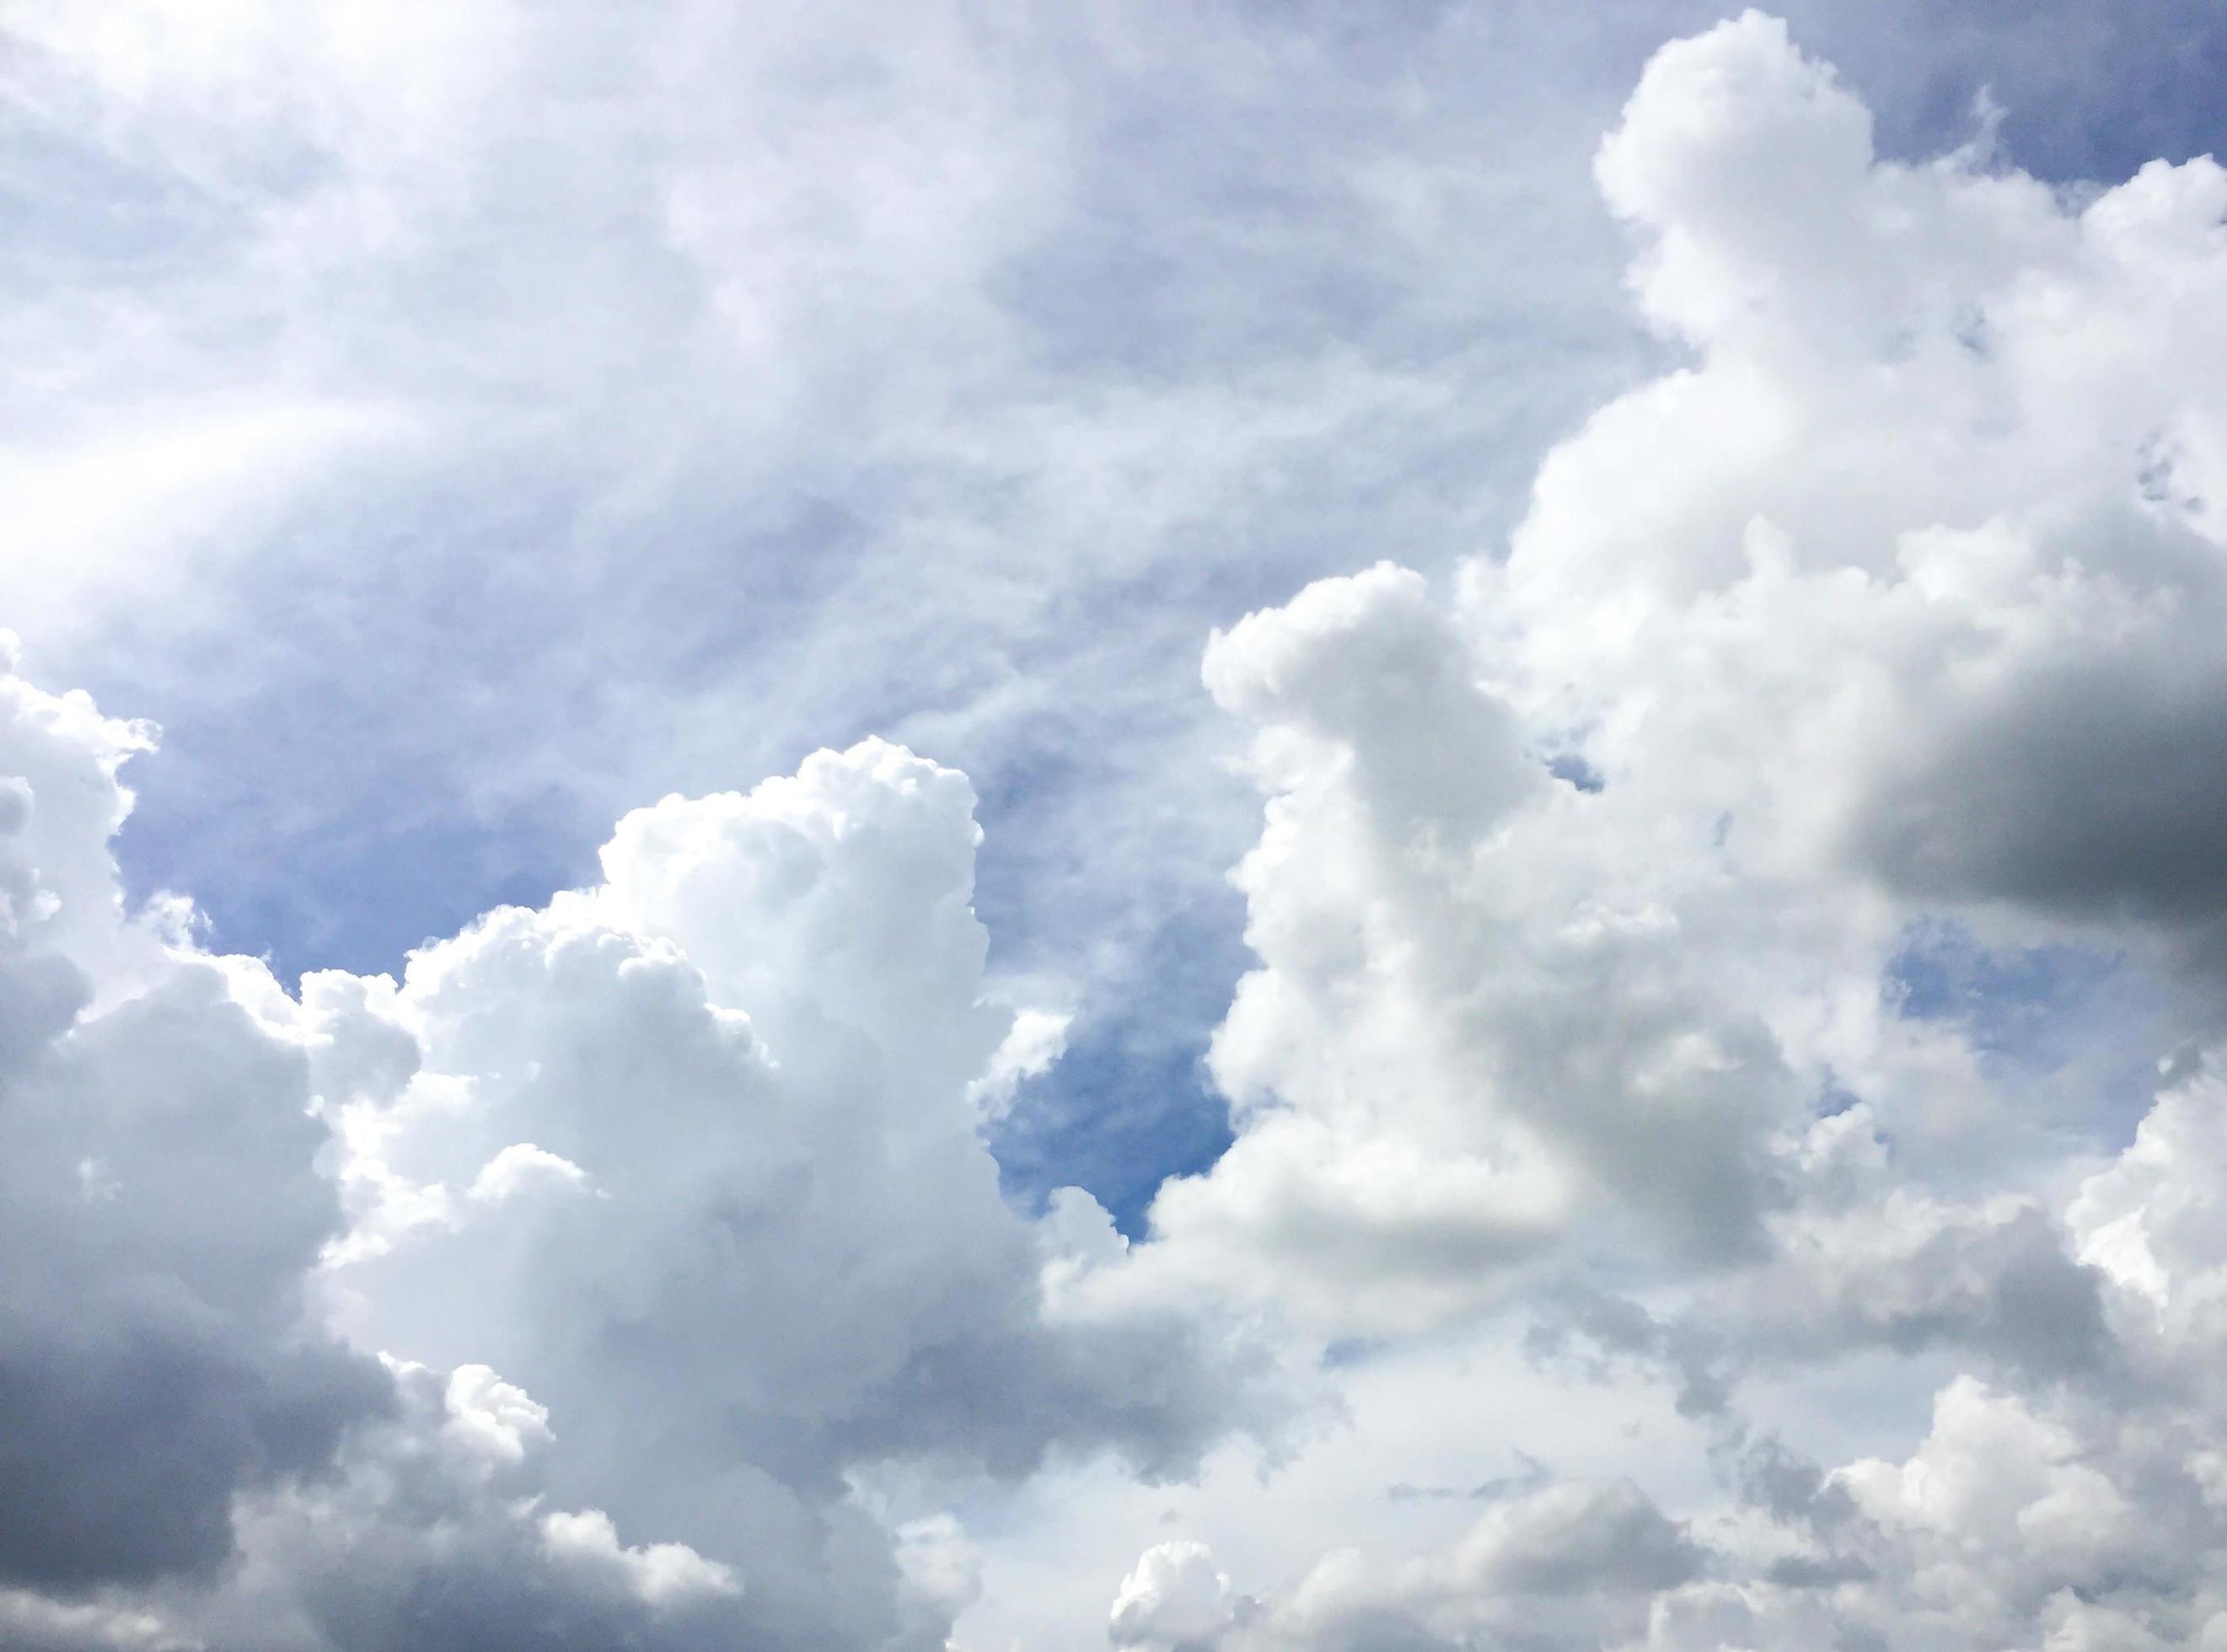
<box><xmin>1097</xmin><ymin>11</ymin><xmax>2227</xmax><ymax>1649</ymax></box>
<box><xmin>0</xmin><ymin>641</ymin><xmax>1282</xmax><ymax>1649</ymax></box>
<box><xmin>7</xmin><ymin>8</ymin><xmax>2227</xmax><ymax>1651</ymax></box>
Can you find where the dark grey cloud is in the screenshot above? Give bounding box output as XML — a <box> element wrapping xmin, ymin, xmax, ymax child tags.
<box><xmin>0</xmin><ymin>951</ymin><xmax>390</xmax><ymax>1590</ymax></box>
<box><xmin>1857</xmin><ymin>634</ymin><xmax>2227</xmax><ymax>941</ymax></box>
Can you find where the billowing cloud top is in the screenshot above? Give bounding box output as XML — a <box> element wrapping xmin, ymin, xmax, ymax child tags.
<box><xmin>8</xmin><ymin>8</ymin><xmax>2227</xmax><ymax>1651</ymax></box>
<box><xmin>0</xmin><ymin>639</ymin><xmax>1291</xmax><ymax>1649</ymax></box>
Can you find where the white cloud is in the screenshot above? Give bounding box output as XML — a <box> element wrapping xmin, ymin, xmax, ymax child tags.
<box><xmin>0</xmin><ymin>637</ymin><xmax>1284</xmax><ymax>1649</ymax></box>
<box><xmin>441</xmin><ymin>1362</ymin><xmax>552</xmax><ymax>1467</ymax></box>
<box><xmin>306</xmin><ymin>738</ymin><xmax>1291</xmax><ymax>1652</ymax></box>
<box><xmin>0</xmin><ymin>0</ymin><xmax>1672</xmax><ymax>1094</ymax></box>
<box><xmin>465</xmin><ymin>1143</ymin><xmax>592</xmax><ymax>1205</ymax></box>
<box><xmin>966</xmin><ymin>1006</ymin><xmax>1072</xmax><ymax>1123</ymax></box>
<box><xmin>1109</xmin><ymin>1540</ymin><xmax>1245</xmax><ymax>1649</ymax></box>
<box><xmin>1135</xmin><ymin>554</ymin><xmax>1790</xmax><ymax>1333</ymax></box>
<box><xmin>536</xmin><ymin>1509</ymin><xmax>741</xmax><ymax>1612</ymax></box>
<box><xmin>1048</xmin><ymin>9</ymin><xmax>2227</xmax><ymax>1647</ymax></box>
<box><xmin>1104</xmin><ymin>1479</ymin><xmax>1699</xmax><ymax>1651</ymax></box>
<box><xmin>1123</xmin><ymin>4</ymin><xmax>2227</xmax><ymax>1343</ymax></box>
<box><xmin>10</xmin><ymin>8</ymin><xmax>2227</xmax><ymax>1652</ymax></box>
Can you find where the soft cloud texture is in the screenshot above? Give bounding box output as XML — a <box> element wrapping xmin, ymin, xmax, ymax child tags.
<box><xmin>9</xmin><ymin>6</ymin><xmax>2227</xmax><ymax>1650</ymax></box>
<box><xmin>1087</xmin><ymin>11</ymin><xmax>2227</xmax><ymax>1649</ymax></box>
<box><xmin>1140</xmin><ymin>7</ymin><xmax>2227</xmax><ymax>1336</ymax></box>
<box><xmin>0</xmin><ymin>637</ymin><xmax>388</xmax><ymax>1596</ymax></box>
<box><xmin>0</xmin><ymin>636</ymin><xmax>1284</xmax><ymax>1649</ymax></box>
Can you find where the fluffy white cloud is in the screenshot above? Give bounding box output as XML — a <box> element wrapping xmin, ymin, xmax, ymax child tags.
<box><xmin>13</xmin><ymin>8</ymin><xmax>2227</xmax><ymax>1651</ymax></box>
<box><xmin>1082</xmin><ymin>11</ymin><xmax>2227</xmax><ymax>1649</ymax></box>
<box><xmin>1107</xmin><ymin>1480</ymin><xmax>1700</xmax><ymax>1651</ymax></box>
<box><xmin>305</xmin><ymin>736</ymin><xmax>1293</xmax><ymax>1644</ymax></box>
<box><xmin>0</xmin><ymin>636</ymin><xmax>1285</xmax><ymax>1649</ymax></box>
<box><xmin>1110</xmin><ymin>1540</ymin><xmax>1248</xmax><ymax>1649</ymax></box>
<box><xmin>1136</xmin><ymin>5</ymin><xmax>2227</xmax><ymax>1333</ymax></box>
<box><xmin>1506</xmin><ymin>10</ymin><xmax>2227</xmax><ymax>955</ymax></box>
<box><xmin>1140</xmin><ymin>558</ymin><xmax>1790</xmax><ymax>1334</ymax></box>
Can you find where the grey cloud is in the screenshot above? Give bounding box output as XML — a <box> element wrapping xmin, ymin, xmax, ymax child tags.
<box><xmin>1730</xmin><ymin>1435</ymin><xmax>1857</xmax><ymax>1534</ymax></box>
<box><xmin>1467</xmin><ymin>1480</ymin><xmax>1703</xmax><ymax>1599</ymax></box>
<box><xmin>1762</xmin><ymin>1551</ymin><xmax>1875</xmax><ymax>1588</ymax></box>
<box><xmin>0</xmin><ymin>674</ymin><xmax>391</xmax><ymax>1593</ymax></box>
<box><xmin>1856</xmin><ymin>625</ymin><xmax>2227</xmax><ymax>941</ymax></box>
<box><xmin>1734</xmin><ymin>1200</ymin><xmax>2118</xmax><ymax>1387</ymax></box>
<box><xmin>1524</xmin><ymin>1282</ymin><xmax>1733</xmax><ymax>1421</ymax></box>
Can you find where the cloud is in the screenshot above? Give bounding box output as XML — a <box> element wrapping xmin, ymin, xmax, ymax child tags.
<box><xmin>0</xmin><ymin>638</ymin><xmax>390</xmax><ymax>1591</ymax></box>
<box><xmin>1109</xmin><ymin>1540</ymin><xmax>1248</xmax><ymax>1649</ymax></box>
<box><xmin>12</xmin><ymin>8</ymin><xmax>2227</xmax><ymax>1650</ymax></box>
<box><xmin>1065</xmin><ymin>12</ymin><xmax>2227</xmax><ymax>1649</ymax></box>
<box><xmin>2</xmin><ymin>0</ymin><xmax>1696</xmax><ymax>1129</ymax></box>
<box><xmin>1511</xmin><ymin>8</ymin><xmax>2227</xmax><ymax>957</ymax></box>
<box><xmin>0</xmin><ymin>638</ymin><xmax>1288</xmax><ymax>1649</ymax></box>
<box><xmin>1125</xmin><ymin>3</ymin><xmax>2227</xmax><ymax>1338</ymax></box>
<box><xmin>1137</xmin><ymin>554</ymin><xmax>1790</xmax><ymax>1333</ymax></box>
<box><xmin>298</xmin><ymin>740</ymin><xmax>1294</xmax><ymax>1640</ymax></box>
<box><xmin>248</xmin><ymin>1356</ymin><xmax>757</xmax><ymax>1652</ymax></box>
<box><xmin>1109</xmin><ymin>1478</ymin><xmax>1701</xmax><ymax>1651</ymax></box>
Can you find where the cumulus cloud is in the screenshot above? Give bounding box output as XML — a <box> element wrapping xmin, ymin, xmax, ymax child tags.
<box><xmin>1109</xmin><ymin>1480</ymin><xmax>1700</xmax><ymax>1651</ymax></box>
<box><xmin>1141</xmin><ymin>555</ymin><xmax>1793</xmax><ymax>1333</ymax></box>
<box><xmin>0</xmin><ymin>637</ymin><xmax>389</xmax><ymax>1593</ymax></box>
<box><xmin>302</xmin><ymin>737</ymin><xmax>1295</xmax><ymax>1644</ymax></box>
<box><xmin>241</xmin><ymin>1355</ymin><xmax>756</xmax><ymax>1652</ymax></box>
<box><xmin>1514</xmin><ymin>10</ymin><xmax>2227</xmax><ymax>958</ymax></box>
<box><xmin>1089</xmin><ymin>11</ymin><xmax>2227</xmax><ymax>1648</ymax></box>
<box><xmin>1139</xmin><ymin>5</ymin><xmax>2227</xmax><ymax>1331</ymax></box>
<box><xmin>1110</xmin><ymin>1540</ymin><xmax>1249</xmax><ymax>1649</ymax></box>
<box><xmin>0</xmin><ymin>637</ymin><xmax>1286</xmax><ymax>1649</ymax></box>
<box><xmin>13</xmin><ymin>8</ymin><xmax>2227</xmax><ymax>1651</ymax></box>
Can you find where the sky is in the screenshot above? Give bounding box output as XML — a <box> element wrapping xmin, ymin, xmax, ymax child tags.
<box><xmin>6</xmin><ymin>2</ymin><xmax>2227</xmax><ymax>1648</ymax></box>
